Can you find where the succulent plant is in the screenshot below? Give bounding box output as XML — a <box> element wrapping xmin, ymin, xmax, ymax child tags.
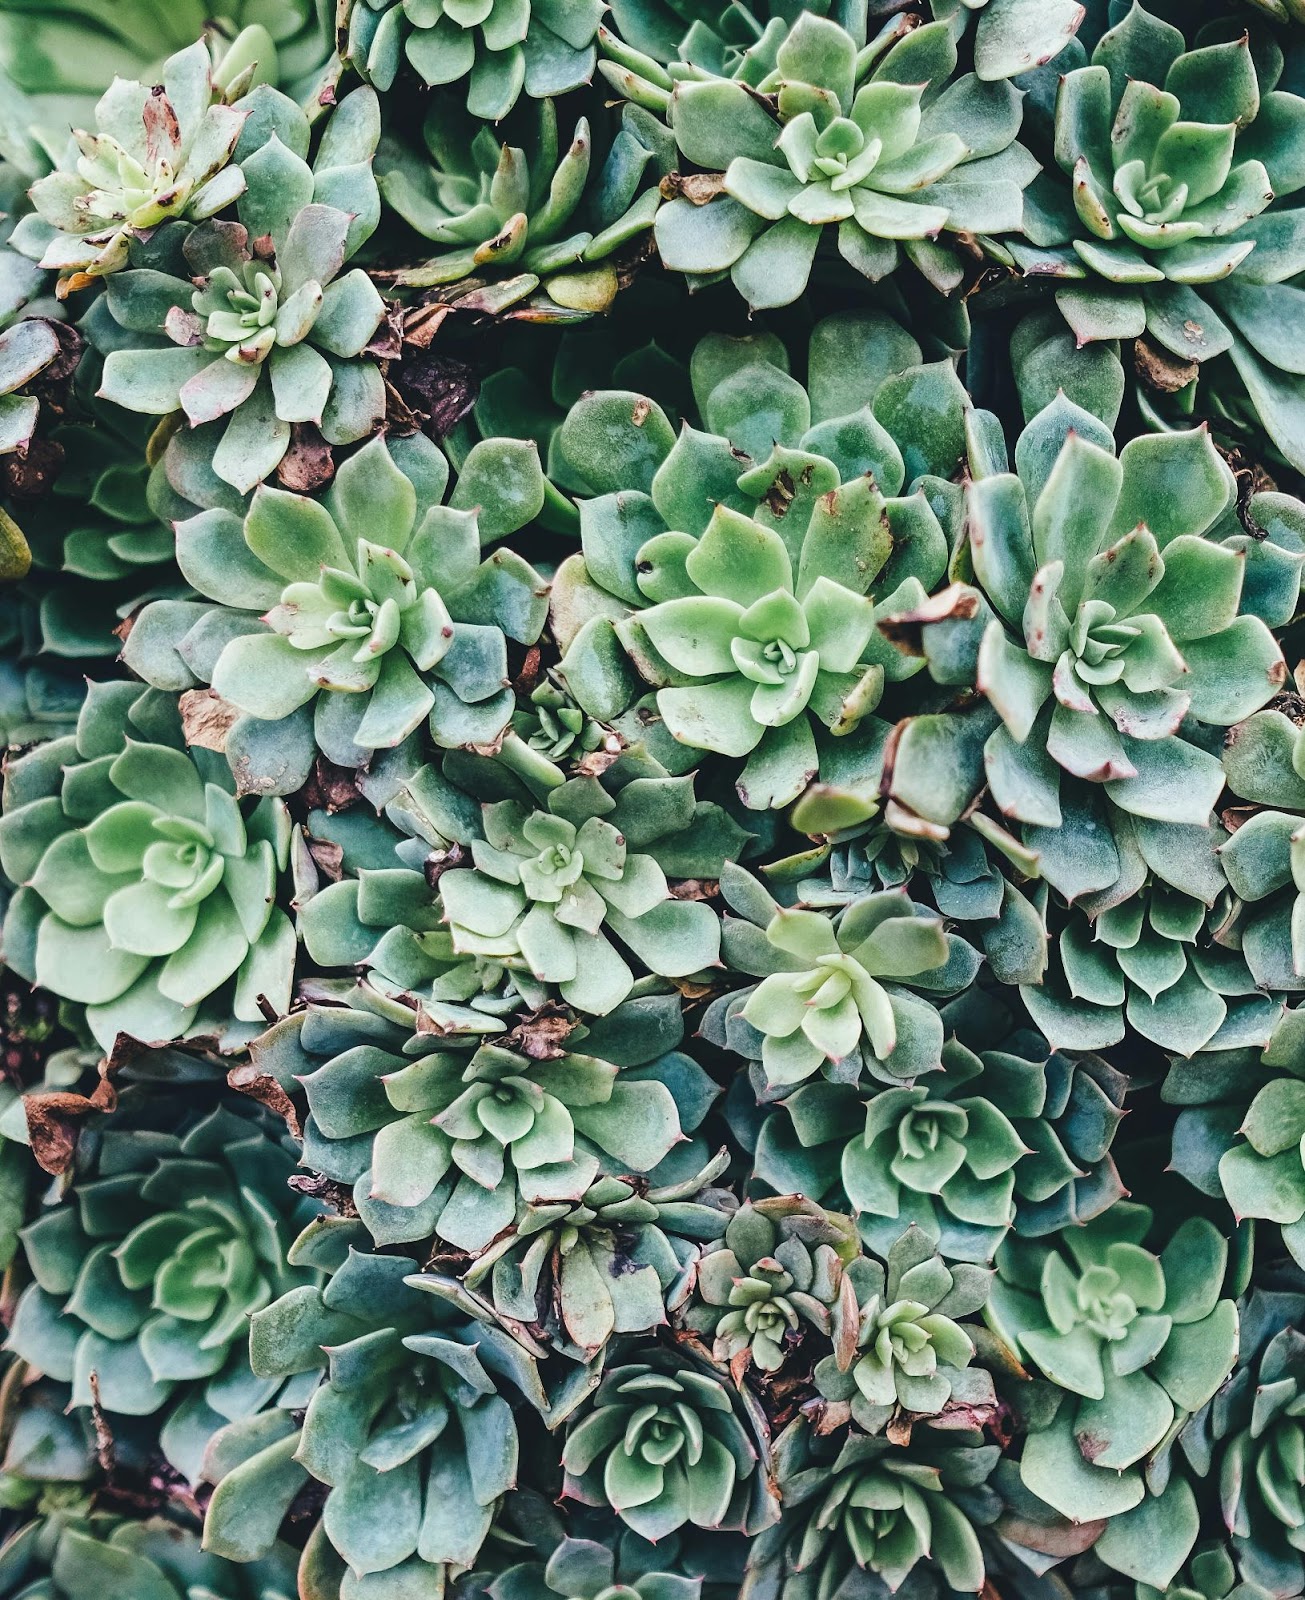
<box><xmin>549</xmin><ymin>311</ymin><xmax>962</xmax><ymax>806</ymax></box>
<box><xmin>204</xmin><ymin>1236</ymin><xmax>577</xmax><ymax>1579</ymax></box>
<box><xmin>466</xmin><ymin>1152</ymin><xmax>733</xmax><ymax>1355</ymax></box>
<box><xmin>680</xmin><ymin>1194</ymin><xmax>861</xmax><ymax>1373</ymax></box>
<box><xmin>0</xmin><ymin>1507</ymin><xmax>300</xmax><ymax>1600</ymax></box>
<box><xmin>561</xmin><ymin>1348</ymin><xmax>778</xmax><ymax>1540</ymax></box>
<box><xmin>812</xmin><ymin>1225</ymin><xmax>993</xmax><ymax>1433</ymax></box>
<box><xmin>941</xmin><ymin>995</ymin><xmax>1129</xmax><ymax>1236</ymax></box>
<box><xmin>89</xmin><ymin>85</ymin><xmax>385</xmax><ymax>492</ymax></box>
<box><xmin>1014</xmin><ymin>4</ymin><xmax>1305</xmax><ymax>472</ymax></box>
<box><xmin>255</xmin><ymin>987</ymin><xmax>714</xmax><ymax>1253</ymax></box>
<box><xmin>888</xmin><ymin>396</ymin><xmax>1285</xmax><ymax>841</ymax></box>
<box><xmin>439</xmin><ymin>776</ymin><xmax>722</xmax><ymax>1015</ymax></box>
<box><xmin>181</xmin><ymin>432</ymin><xmax>547</xmax><ymax>757</ymax></box>
<box><xmin>714</xmin><ymin>865</ymin><xmax>974</xmax><ymax>1088</ymax></box>
<box><xmin>14</xmin><ymin>43</ymin><xmax>248</xmax><ymax>287</ymax></box>
<box><xmin>0</xmin><ymin>679</ymin><xmax>294</xmax><ymax>1051</ymax></box>
<box><xmin>744</xmin><ymin>1419</ymin><xmax>1000</xmax><ymax>1598</ymax></box>
<box><xmin>841</xmin><ymin>1033</ymin><xmax>1030</xmax><ymax>1262</ymax></box>
<box><xmin>987</xmin><ymin>1201</ymin><xmax>1239</xmax><ymax>1566</ymax></box>
<box><xmin>381</xmin><ymin>97</ymin><xmax>674</xmax><ymax>315</ymax></box>
<box><xmin>652</xmin><ymin>13</ymin><xmax>1035</xmax><ymax>309</ymax></box>
<box><xmin>342</xmin><ymin>0</ymin><xmax>604</xmax><ymax>118</ymax></box>
<box><xmin>6</xmin><ymin>1093</ymin><xmax>320</xmax><ymax>1480</ymax></box>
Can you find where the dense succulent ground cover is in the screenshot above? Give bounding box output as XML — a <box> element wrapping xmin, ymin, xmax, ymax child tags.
<box><xmin>5</xmin><ymin>1</ymin><xmax>1305</xmax><ymax>1597</ymax></box>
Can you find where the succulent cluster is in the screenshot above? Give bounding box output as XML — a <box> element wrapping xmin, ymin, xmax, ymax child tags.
<box><xmin>5</xmin><ymin>3</ymin><xmax>1305</xmax><ymax>1599</ymax></box>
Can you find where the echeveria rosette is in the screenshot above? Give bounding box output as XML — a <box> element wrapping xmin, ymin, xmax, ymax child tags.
<box><xmin>987</xmin><ymin>1201</ymin><xmax>1240</xmax><ymax>1583</ymax></box>
<box><xmin>654</xmin><ymin>15</ymin><xmax>1036</xmax><ymax>309</ymax></box>
<box><xmin>0</xmin><ymin>1510</ymin><xmax>300</xmax><ymax>1600</ymax></box>
<box><xmin>0</xmin><ymin>680</ymin><xmax>294</xmax><ymax>1052</ymax></box>
<box><xmin>681</xmin><ymin>1195</ymin><xmax>861</xmax><ymax>1374</ymax></box>
<box><xmin>185</xmin><ymin>433</ymin><xmax>547</xmax><ymax>761</ymax></box>
<box><xmin>1018</xmin><ymin>7</ymin><xmax>1305</xmax><ymax>472</ymax></box>
<box><xmin>712</xmin><ymin>863</ymin><xmax>978</xmax><ymax>1090</ymax></box>
<box><xmin>941</xmin><ymin>999</ymin><xmax>1129</xmax><ymax>1237</ymax></box>
<box><xmin>381</xmin><ymin>97</ymin><xmax>674</xmax><ymax>316</ymax></box>
<box><xmin>440</xmin><ymin>779</ymin><xmax>722</xmax><ymax>1016</ymax></box>
<box><xmin>343</xmin><ymin>0</ymin><xmax>603</xmax><ymax>118</ymax></box>
<box><xmin>745</xmin><ymin>1419</ymin><xmax>999</xmax><ymax>1598</ymax></box>
<box><xmin>841</xmin><ymin>1034</ymin><xmax>1029</xmax><ymax>1263</ymax></box>
<box><xmin>259</xmin><ymin>988</ymin><xmax>712</xmax><ymax>1254</ymax></box>
<box><xmin>6</xmin><ymin>1098</ymin><xmax>320</xmax><ymax>1481</ymax></box>
<box><xmin>549</xmin><ymin>315</ymin><xmax>959</xmax><ymax>807</ymax></box>
<box><xmin>812</xmin><ymin>1225</ymin><xmax>993</xmax><ymax>1435</ymax></box>
<box><xmin>561</xmin><ymin>1349</ymin><xmax>778</xmax><ymax>1540</ymax></box>
<box><xmin>94</xmin><ymin>86</ymin><xmax>386</xmax><ymax>493</ymax></box>
<box><xmin>957</xmin><ymin>398</ymin><xmax>1283</xmax><ymax>834</ymax></box>
<box><xmin>205</xmin><ymin>1241</ymin><xmax>568</xmax><ymax>1579</ymax></box>
<box><xmin>628</xmin><ymin>503</ymin><xmax>888</xmax><ymax>809</ymax></box>
<box><xmin>1025</xmin><ymin>825</ymin><xmax>1265</xmax><ymax>1061</ymax></box>
<box><xmin>467</xmin><ymin>1153</ymin><xmax>733</xmax><ymax>1356</ymax></box>
<box><xmin>14</xmin><ymin>41</ymin><xmax>247</xmax><ymax>287</ymax></box>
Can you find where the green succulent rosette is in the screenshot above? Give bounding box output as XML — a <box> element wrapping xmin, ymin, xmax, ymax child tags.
<box><xmin>1016</xmin><ymin>4</ymin><xmax>1305</xmax><ymax>472</ymax></box>
<box><xmin>173</xmin><ymin>431</ymin><xmax>549</xmax><ymax>761</ymax></box>
<box><xmin>711</xmin><ymin>864</ymin><xmax>978</xmax><ymax>1089</ymax></box>
<box><xmin>1023</xmin><ymin>814</ymin><xmax>1275</xmax><ymax>1060</ymax></box>
<box><xmin>341</xmin><ymin>0</ymin><xmax>604</xmax><ymax>119</ymax></box>
<box><xmin>652</xmin><ymin>14</ymin><xmax>1036</xmax><ymax>309</ymax></box>
<box><xmin>204</xmin><ymin>1235</ymin><xmax>584</xmax><ymax>1581</ymax></box>
<box><xmin>812</xmin><ymin>1225</ymin><xmax>993</xmax><ymax>1433</ymax></box>
<box><xmin>246</xmin><ymin>986</ymin><xmax>716</xmax><ymax>1254</ymax></box>
<box><xmin>743</xmin><ymin>1418</ymin><xmax>1000</xmax><ymax>1599</ymax></box>
<box><xmin>681</xmin><ymin>1195</ymin><xmax>861</xmax><ymax>1374</ymax></box>
<box><xmin>885</xmin><ymin>395</ymin><xmax>1287</xmax><ymax>851</ymax></box>
<box><xmin>0</xmin><ymin>680</ymin><xmax>294</xmax><ymax>1051</ymax></box>
<box><xmin>466</xmin><ymin>1152</ymin><xmax>733</xmax><ymax>1356</ymax></box>
<box><xmin>0</xmin><ymin>1507</ymin><xmax>300</xmax><ymax>1600</ymax></box>
<box><xmin>987</xmin><ymin>1200</ymin><xmax>1240</xmax><ymax>1580</ymax></box>
<box><xmin>380</xmin><ymin>97</ymin><xmax>674</xmax><ymax>316</ymax></box>
<box><xmin>88</xmin><ymin>86</ymin><xmax>385</xmax><ymax>493</ymax></box>
<box><xmin>13</xmin><ymin>43</ymin><xmax>248</xmax><ymax>287</ymax></box>
<box><xmin>438</xmin><ymin>777</ymin><xmax>723</xmax><ymax>1016</ymax></box>
<box><xmin>941</xmin><ymin>993</ymin><xmax>1129</xmax><ymax>1237</ymax></box>
<box><xmin>6</xmin><ymin>1095</ymin><xmax>321</xmax><ymax>1481</ymax></box>
<box><xmin>548</xmin><ymin>309</ymin><xmax>963</xmax><ymax>808</ymax></box>
<box><xmin>561</xmin><ymin>1349</ymin><xmax>779</xmax><ymax>1540</ymax></box>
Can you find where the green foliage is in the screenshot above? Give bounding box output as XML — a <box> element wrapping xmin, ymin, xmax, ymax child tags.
<box><xmin>2</xmin><ymin>2</ymin><xmax>1305</xmax><ymax>1595</ymax></box>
